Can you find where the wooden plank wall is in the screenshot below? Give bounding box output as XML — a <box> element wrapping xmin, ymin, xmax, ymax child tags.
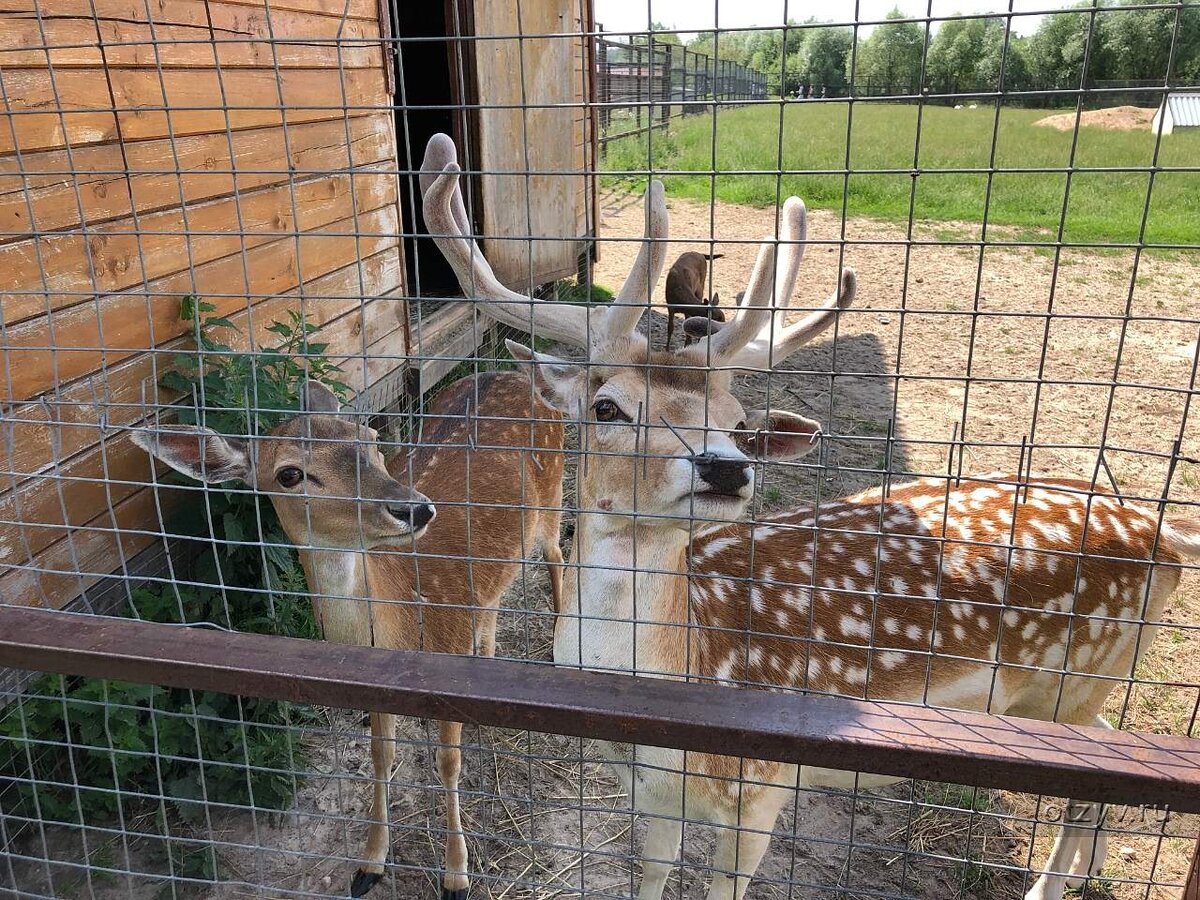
<box><xmin>0</xmin><ymin>0</ymin><xmax>406</xmax><ymax>611</ymax></box>
<box><xmin>472</xmin><ymin>0</ymin><xmax>592</xmax><ymax>288</ymax></box>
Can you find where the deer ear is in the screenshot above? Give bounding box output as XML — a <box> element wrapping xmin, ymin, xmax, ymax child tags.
<box><xmin>131</xmin><ymin>426</ymin><xmax>251</xmax><ymax>484</ymax></box>
<box><xmin>736</xmin><ymin>410</ymin><xmax>822</xmax><ymax>461</ymax></box>
<box><xmin>302</xmin><ymin>379</ymin><xmax>343</xmax><ymax>415</ymax></box>
<box><xmin>505</xmin><ymin>339</ymin><xmax>585</xmax><ymax>416</ymax></box>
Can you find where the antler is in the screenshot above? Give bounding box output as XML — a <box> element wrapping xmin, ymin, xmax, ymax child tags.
<box><xmin>701</xmin><ymin>197</ymin><xmax>855</xmax><ymax>369</ymax></box>
<box><xmin>419</xmin><ymin>133</ymin><xmax>669</xmax><ymax>352</ymax></box>
<box><xmin>599</xmin><ymin>179</ymin><xmax>669</xmax><ymax>344</ymax></box>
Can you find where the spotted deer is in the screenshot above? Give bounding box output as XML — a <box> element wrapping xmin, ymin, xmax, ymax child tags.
<box><xmin>422</xmin><ymin>133</ymin><xmax>1199</xmax><ymax>900</ymax></box>
<box><xmin>134</xmin><ymin>373</ymin><xmax>564</xmax><ymax>900</ymax></box>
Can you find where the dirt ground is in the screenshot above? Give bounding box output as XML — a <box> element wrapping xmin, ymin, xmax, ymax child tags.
<box><xmin>9</xmin><ymin>194</ymin><xmax>1198</xmax><ymax>900</ymax></box>
<box><xmin>1033</xmin><ymin>106</ymin><xmax>1156</xmax><ymax>131</ymax></box>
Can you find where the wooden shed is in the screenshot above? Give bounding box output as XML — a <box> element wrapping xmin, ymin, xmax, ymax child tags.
<box><xmin>0</xmin><ymin>0</ymin><xmax>597</xmax><ymax>614</ymax></box>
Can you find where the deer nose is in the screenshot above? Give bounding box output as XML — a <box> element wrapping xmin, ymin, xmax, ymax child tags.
<box><xmin>387</xmin><ymin>501</ymin><xmax>436</xmax><ymax>532</ymax></box>
<box><xmin>691</xmin><ymin>452</ymin><xmax>751</xmax><ymax>495</ymax></box>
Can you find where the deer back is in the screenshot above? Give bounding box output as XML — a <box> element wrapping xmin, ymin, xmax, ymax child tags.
<box><xmin>365</xmin><ymin>372</ymin><xmax>564</xmax><ymax>653</ymax></box>
<box><xmin>689</xmin><ymin>475</ymin><xmax>1186</xmax><ymax>719</ymax></box>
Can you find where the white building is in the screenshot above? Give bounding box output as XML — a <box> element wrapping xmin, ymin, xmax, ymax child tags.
<box><xmin>1152</xmin><ymin>91</ymin><xmax>1200</xmax><ymax>135</ymax></box>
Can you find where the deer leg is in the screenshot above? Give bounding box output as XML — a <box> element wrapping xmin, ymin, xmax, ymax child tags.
<box><xmin>636</xmin><ymin>814</ymin><xmax>683</xmax><ymax>900</ymax></box>
<box><xmin>1064</xmin><ymin>716</ymin><xmax>1112</xmax><ymax>886</ymax></box>
<box><xmin>705</xmin><ymin>815</ymin><xmax>774</xmax><ymax>900</ymax></box>
<box><xmin>1025</xmin><ymin>716</ymin><xmax>1112</xmax><ymax>900</ymax></box>
<box><xmin>665</xmin><ymin>312</ymin><xmax>675</xmax><ymax>349</ymax></box>
<box><xmin>350</xmin><ymin>712</ymin><xmax>396</xmax><ymax>897</ymax></box>
<box><xmin>437</xmin><ymin>720</ymin><xmax>470</xmax><ymax>900</ymax></box>
<box><xmin>540</xmin><ymin>537</ymin><xmax>565</xmax><ymax>616</ymax></box>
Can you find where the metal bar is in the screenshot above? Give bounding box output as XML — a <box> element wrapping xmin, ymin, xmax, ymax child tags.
<box><xmin>2</xmin><ymin>606</ymin><xmax>1199</xmax><ymax>813</ymax></box>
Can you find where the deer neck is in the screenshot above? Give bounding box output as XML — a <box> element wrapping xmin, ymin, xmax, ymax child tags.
<box><xmin>298</xmin><ymin>547</ymin><xmax>375</xmax><ymax>646</ymax></box>
<box><xmin>555</xmin><ymin>506</ymin><xmax>691</xmax><ymax>679</ymax></box>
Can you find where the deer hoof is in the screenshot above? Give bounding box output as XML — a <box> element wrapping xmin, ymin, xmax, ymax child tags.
<box><xmin>350</xmin><ymin>869</ymin><xmax>382</xmax><ymax>897</ymax></box>
<box><xmin>441</xmin><ymin>888</ymin><xmax>468</xmax><ymax>900</ymax></box>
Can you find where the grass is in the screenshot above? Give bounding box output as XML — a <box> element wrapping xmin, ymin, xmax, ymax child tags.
<box><xmin>602</xmin><ymin>103</ymin><xmax>1200</xmax><ymax>246</ymax></box>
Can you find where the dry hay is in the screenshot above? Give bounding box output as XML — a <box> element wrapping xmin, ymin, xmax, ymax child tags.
<box><xmin>1034</xmin><ymin>105</ymin><xmax>1156</xmax><ymax>131</ymax></box>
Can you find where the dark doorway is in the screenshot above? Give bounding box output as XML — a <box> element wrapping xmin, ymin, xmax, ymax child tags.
<box><xmin>393</xmin><ymin>0</ymin><xmax>474</xmax><ymax>302</ymax></box>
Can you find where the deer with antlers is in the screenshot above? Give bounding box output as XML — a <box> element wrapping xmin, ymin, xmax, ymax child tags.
<box><xmin>421</xmin><ymin>133</ymin><xmax>1199</xmax><ymax>900</ymax></box>
<box><xmin>134</xmin><ymin>373</ymin><xmax>564</xmax><ymax>899</ymax></box>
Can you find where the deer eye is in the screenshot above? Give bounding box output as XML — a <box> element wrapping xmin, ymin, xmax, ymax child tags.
<box><xmin>592</xmin><ymin>398</ymin><xmax>629</xmax><ymax>423</ymax></box>
<box><xmin>276</xmin><ymin>467</ymin><xmax>305</xmax><ymax>488</ymax></box>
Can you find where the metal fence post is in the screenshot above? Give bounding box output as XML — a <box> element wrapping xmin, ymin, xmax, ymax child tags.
<box><xmin>1186</xmin><ymin>838</ymin><xmax>1200</xmax><ymax>900</ymax></box>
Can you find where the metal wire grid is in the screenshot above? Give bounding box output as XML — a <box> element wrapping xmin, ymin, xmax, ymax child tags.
<box><xmin>1</xmin><ymin>0</ymin><xmax>1198</xmax><ymax>897</ymax></box>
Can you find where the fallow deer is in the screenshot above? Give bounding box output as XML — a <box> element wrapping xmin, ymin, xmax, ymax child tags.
<box><xmin>665</xmin><ymin>250</ymin><xmax>725</xmax><ymax>348</ymax></box>
<box><xmin>421</xmin><ymin>132</ymin><xmax>1199</xmax><ymax>900</ymax></box>
<box><xmin>134</xmin><ymin>373</ymin><xmax>564</xmax><ymax>900</ymax></box>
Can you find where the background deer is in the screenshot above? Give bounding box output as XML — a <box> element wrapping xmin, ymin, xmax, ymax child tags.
<box><xmin>664</xmin><ymin>250</ymin><xmax>725</xmax><ymax>348</ymax></box>
<box><xmin>135</xmin><ymin>374</ymin><xmax>564</xmax><ymax>900</ymax></box>
<box><xmin>421</xmin><ymin>133</ymin><xmax>1200</xmax><ymax>900</ymax></box>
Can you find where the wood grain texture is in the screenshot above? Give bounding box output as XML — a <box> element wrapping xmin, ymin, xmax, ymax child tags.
<box><xmin>0</xmin><ymin>484</ymin><xmax>164</xmax><ymax>609</ymax></box>
<box><xmin>473</xmin><ymin>0</ymin><xmax>587</xmax><ymax>287</ymax></box>
<box><xmin>0</xmin><ymin>1</ymin><xmax>381</xmax><ymax>69</ymax></box>
<box><xmin>1</xmin><ymin>66</ymin><xmax>387</xmax><ymax>155</ymax></box>
<box><xmin>1</xmin><ymin>162</ymin><xmax>396</xmax><ymax>324</ymax></box>
<box><xmin>2</xmin><ymin>248</ymin><xmax>402</xmax><ymax>487</ymax></box>
<box><xmin>3</xmin><ymin>202</ymin><xmax>399</xmax><ymax>403</ymax></box>
<box><xmin>0</xmin><ymin>115</ymin><xmax>393</xmax><ymax>243</ymax></box>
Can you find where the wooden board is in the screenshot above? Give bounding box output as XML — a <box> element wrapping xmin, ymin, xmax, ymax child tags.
<box><xmin>0</xmin><ymin>0</ymin><xmax>379</xmax><ymax>26</ymax></box>
<box><xmin>0</xmin><ymin>115</ymin><xmax>393</xmax><ymax>244</ymax></box>
<box><xmin>0</xmin><ymin>485</ymin><xmax>165</xmax><ymax>609</ymax></box>
<box><xmin>1</xmin><ymin>66</ymin><xmax>388</xmax><ymax>156</ymax></box>
<box><xmin>2</xmin><ymin>248</ymin><xmax>402</xmax><ymax>487</ymax></box>
<box><xmin>2</xmin><ymin>203</ymin><xmax>399</xmax><ymax>403</ymax></box>
<box><xmin>473</xmin><ymin>0</ymin><xmax>586</xmax><ymax>288</ymax></box>
<box><xmin>1</xmin><ymin>162</ymin><xmax>396</xmax><ymax>325</ymax></box>
<box><xmin>0</xmin><ymin>1</ymin><xmax>381</xmax><ymax>69</ymax></box>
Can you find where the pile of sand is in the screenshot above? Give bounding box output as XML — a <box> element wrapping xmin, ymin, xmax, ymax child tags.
<box><xmin>1033</xmin><ymin>105</ymin><xmax>1155</xmax><ymax>131</ymax></box>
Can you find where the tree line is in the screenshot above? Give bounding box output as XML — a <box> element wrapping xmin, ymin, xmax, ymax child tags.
<box><xmin>639</xmin><ymin>1</ymin><xmax>1199</xmax><ymax>102</ymax></box>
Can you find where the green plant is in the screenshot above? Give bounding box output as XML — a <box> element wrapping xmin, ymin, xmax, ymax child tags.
<box><xmin>555</xmin><ymin>277</ymin><xmax>614</xmax><ymax>304</ymax></box>
<box><xmin>0</xmin><ymin>300</ymin><xmax>349</xmax><ymax>889</ymax></box>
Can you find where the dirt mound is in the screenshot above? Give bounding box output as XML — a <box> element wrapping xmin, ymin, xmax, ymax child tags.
<box><xmin>1034</xmin><ymin>105</ymin><xmax>1155</xmax><ymax>131</ymax></box>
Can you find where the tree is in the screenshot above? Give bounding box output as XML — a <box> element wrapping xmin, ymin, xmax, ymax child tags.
<box><xmin>976</xmin><ymin>29</ymin><xmax>1033</xmax><ymax>92</ymax></box>
<box><xmin>849</xmin><ymin>8</ymin><xmax>928</xmax><ymax>95</ymax></box>
<box><xmin>1100</xmin><ymin>0</ymin><xmax>1200</xmax><ymax>80</ymax></box>
<box><xmin>926</xmin><ymin>15</ymin><xmax>996</xmax><ymax>94</ymax></box>
<box><xmin>799</xmin><ymin>26</ymin><xmax>853</xmax><ymax>95</ymax></box>
<box><xmin>629</xmin><ymin>21</ymin><xmax>682</xmax><ymax>46</ymax></box>
<box><xmin>687</xmin><ymin>31</ymin><xmax>753</xmax><ymax>63</ymax></box>
<box><xmin>1025</xmin><ymin>4</ymin><xmax>1109</xmax><ymax>91</ymax></box>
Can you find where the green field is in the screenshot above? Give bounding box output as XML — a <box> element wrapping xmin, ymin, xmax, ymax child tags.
<box><xmin>602</xmin><ymin>104</ymin><xmax>1200</xmax><ymax>246</ymax></box>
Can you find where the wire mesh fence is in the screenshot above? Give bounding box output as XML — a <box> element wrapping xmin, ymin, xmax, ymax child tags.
<box><xmin>1</xmin><ymin>1</ymin><xmax>1198</xmax><ymax>899</ymax></box>
<box><xmin>595</xmin><ymin>33</ymin><xmax>767</xmax><ymax>146</ymax></box>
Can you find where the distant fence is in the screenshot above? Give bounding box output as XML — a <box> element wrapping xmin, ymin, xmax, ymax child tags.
<box><xmin>849</xmin><ymin>76</ymin><xmax>1179</xmax><ymax>108</ymax></box>
<box><xmin>596</xmin><ymin>33</ymin><xmax>768</xmax><ymax>147</ymax></box>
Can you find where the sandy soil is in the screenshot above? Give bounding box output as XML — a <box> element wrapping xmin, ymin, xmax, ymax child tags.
<box><xmin>7</xmin><ymin>194</ymin><xmax>1198</xmax><ymax>900</ymax></box>
<box><xmin>1034</xmin><ymin>106</ymin><xmax>1156</xmax><ymax>131</ymax></box>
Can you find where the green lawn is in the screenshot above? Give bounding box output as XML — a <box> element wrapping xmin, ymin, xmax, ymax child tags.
<box><xmin>602</xmin><ymin>104</ymin><xmax>1200</xmax><ymax>246</ymax></box>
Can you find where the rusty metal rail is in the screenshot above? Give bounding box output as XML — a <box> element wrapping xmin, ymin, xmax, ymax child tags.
<box><xmin>2</xmin><ymin>605</ymin><xmax>1199</xmax><ymax>815</ymax></box>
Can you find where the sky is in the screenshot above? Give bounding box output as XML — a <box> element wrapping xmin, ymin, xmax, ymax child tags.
<box><xmin>594</xmin><ymin>0</ymin><xmax>1065</xmax><ymax>37</ymax></box>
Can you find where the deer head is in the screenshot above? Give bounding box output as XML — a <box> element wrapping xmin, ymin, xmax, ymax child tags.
<box><xmin>420</xmin><ymin>134</ymin><xmax>855</xmax><ymax>528</ymax></box>
<box><xmin>132</xmin><ymin>380</ymin><xmax>435</xmax><ymax>550</ymax></box>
